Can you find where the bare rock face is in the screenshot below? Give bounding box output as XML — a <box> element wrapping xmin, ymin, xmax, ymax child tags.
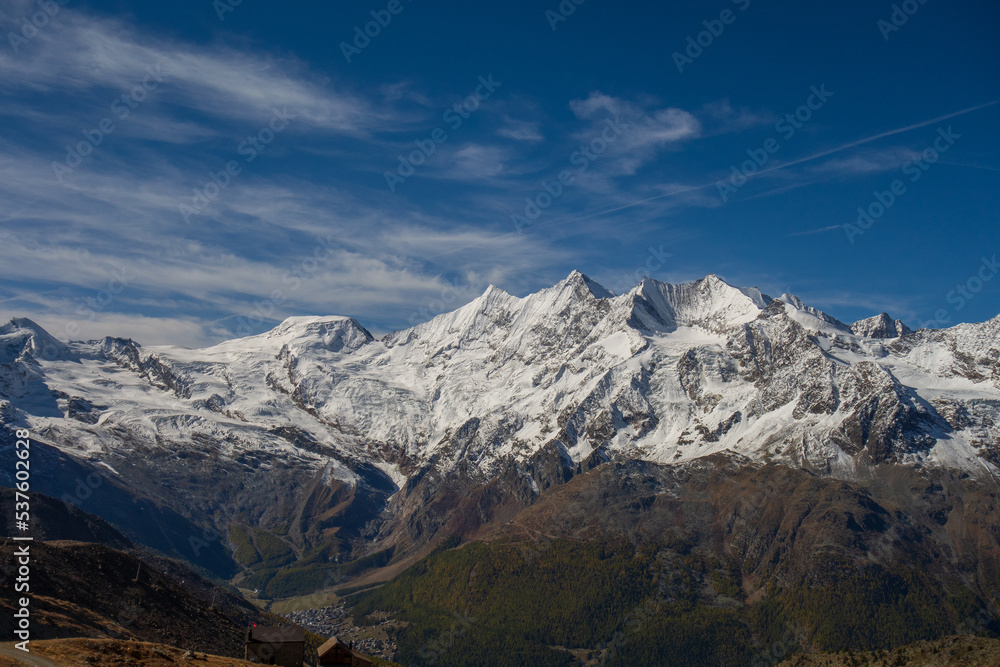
<box><xmin>850</xmin><ymin>312</ymin><xmax>912</xmax><ymax>339</ymax></box>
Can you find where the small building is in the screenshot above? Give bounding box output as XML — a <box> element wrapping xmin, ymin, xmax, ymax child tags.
<box><xmin>317</xmin><ymin>636</ymin><xmax>373</xmax><ymax>666</ymax></box>
<box><xmin>244</xmin><ymin>626</ymin><xmax>306</xmax><ymax>667</ymax></box>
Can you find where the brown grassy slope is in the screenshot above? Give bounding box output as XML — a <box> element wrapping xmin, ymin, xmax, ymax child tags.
<box><xmin>32</xmin><ymin>638</ymin><xmax>260</xmax><ymax>667</ymax></box>
<box><xmin>778</xmin><ymin>635</ymin><xmax>1000</xmax><ymax>666</ymax></box>
<box><xmin>0</xmin><ymin>540</ymin><xmax>269</xmax><ymax>658</ymax></box>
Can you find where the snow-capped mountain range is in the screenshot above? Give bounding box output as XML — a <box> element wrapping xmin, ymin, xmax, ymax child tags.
<box><xmin>2</xmin><ymin>271</ymin><xmax>1000</xmax><ymax>574</ymax></box>
<box><xmin>2</xmin><ymin>270</ymin><xmax>999</xmax><ymax>484</ymax></box>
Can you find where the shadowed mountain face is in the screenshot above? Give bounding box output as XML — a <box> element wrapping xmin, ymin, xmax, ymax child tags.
<box><xmin>0</xmin><ymin>491</ymin><xmax>272</xmax><ymax>659</ymax></box>
<box><xmin>0</xmin><ymin>487</ymin><xmax>133</xmax><ymax>550</ymax></box>
<box><xmin>0</xmin><ymin>273</ymin><xmax>998</xmax><ymax>600</ymax></box>
<box><xmin>0</xmin><ymin>539</ymin><xmax>271</xmax><ymax>657</ymax></box>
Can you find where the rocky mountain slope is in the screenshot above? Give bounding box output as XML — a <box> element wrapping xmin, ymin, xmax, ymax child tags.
<box><xmin>1</xmin><ymin>272</ymin><xmax>998</xmax><ymax>587</ymax></box>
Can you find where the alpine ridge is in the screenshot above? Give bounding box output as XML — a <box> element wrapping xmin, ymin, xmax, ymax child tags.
<box><xmin>2</xmin><ymin>271</ymin><xmax>999</xmax><ymax>580</ymax></box>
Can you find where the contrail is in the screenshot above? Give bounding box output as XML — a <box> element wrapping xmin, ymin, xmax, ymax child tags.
<box><xmin>753</xmin><ymin>99</ymin><xmax>999</xmax><ymax>177</ymax></box>
<box><xmin>551</xmin><ymin>99</ymin><xmax>1000</xmax><ymax>223</ymax></box>
<box><xmin>425</xmin><ymin>100</ymin><xmax>999</xmax><ymax>258</ymax></box>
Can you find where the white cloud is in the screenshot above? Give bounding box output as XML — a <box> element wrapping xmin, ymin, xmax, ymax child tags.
<box><xmin>497</xmin><ymin>117</ymin><xmax>544</xmax><ymax>143</ymax></box>
<box><xmin>0</xmin><ymin>131</ymin><xmax>567</xmax><ymax>345</ymax></box>
<box><xmin>569</xmin><ymin>92</ymin><xmax>701</xmax><ymax>145</ymax></box>
<box><xmin>445</xmin><ymin>144</ymin><xmax>508</xmax><ymax>179</ymax></box>
<box><xmin>0</xmin><ymin>9</ymin><xmax>389</xmax><ymax>137</ymax></box>
<box><xmin>699</xmin><ymin>99</ymin><xmax>776</xmax><ymax>133</ymax></box>
<box><xmin>569</xmin><ymin>92</ymin><xmax>701</xmax><ymax>176</ymax></box>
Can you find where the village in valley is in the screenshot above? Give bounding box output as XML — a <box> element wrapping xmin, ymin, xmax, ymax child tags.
<box><xmin>284</xmin><ymin>605</ymin><xmax>399</xmax><ymax>662</ymax></box>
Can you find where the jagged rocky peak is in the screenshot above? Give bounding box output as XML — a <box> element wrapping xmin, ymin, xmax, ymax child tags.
<box><xmin>626</xmin><ymin>273</ymin><xmax>771</xmax><ymax>332</ymax></box>
<box><xmin>851</xmin><ymin>313</ymin><xmax>913</xmax><ymax>339</ymax></box>
<box><xmin>394</xmin><ymin>272</ymin><xmax>783</xmax><ymax>346</ymax></box>
<box><xmin>97</xmin><ymin>336</ymin><xmax>143</xmax><ymax>370</ymax></box>
<box><xmin>560</xmin><ymin>269</ymin><xmax>616</xmax><ymax>300</ymax></box>
<box><xmin>480</xmin><ymin>283</ymin><xmax>510</xmax><ymax>300</ymax></box>
<box><xmin>399</xmin><ymin>270</ymin><xmax>613</xmax><ymax>344</ymax></box>
<box><xmin>0</xmin><ymin>317</ymin><xmax>71</xmax><ymax>362</ymax></box>
<box><xmin>470</xmin><ymin>282</ymin><xmax>517</xmax><ymax>312</ymax></box>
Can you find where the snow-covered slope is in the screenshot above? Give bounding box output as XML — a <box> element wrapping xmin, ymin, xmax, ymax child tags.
<box><xmin>2</xmin><ymin>272</ymin><xmax>999</xmax><ymax>494</ymax></box>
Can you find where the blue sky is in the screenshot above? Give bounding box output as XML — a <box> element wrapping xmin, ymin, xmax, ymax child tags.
<box><xmin>0</xmin><ymin>0</ymin><xmax>997</xmax><ymax>346</ymax></box>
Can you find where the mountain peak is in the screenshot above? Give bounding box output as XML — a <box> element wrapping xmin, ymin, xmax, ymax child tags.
<box><xmin>0</xmin><ymin>317</ymin><xmax>71</xmax><ymax>362</ymax></box>
<box><xmin>698</xmin><ymin>274</ymin><xmax>771</xmax><ymax>309</ymax></box>
<box><xmin>2</xmin><ymin>317</ymin><xmax>49</xmax><ymax>335</ymax></box>
<box><xmin>248</xmin><ymin>316</ymin><xmax>374</xmax><ymax>354</ymax></box>
<box><xmin>775</xmin><ymin>293</ymin><xmax>850</xmax><ymax>332</ymax></box>
<box><xmin>480</xmin><ymin>284</ymin><xmax>513</xmax><ymax>301</ymax></box>
<box><xmin>701</xmin><ymin>272</ymin><xmax>727</xmax><ymax>285</ymax></box>
<box><xmin>558</xmin><ymin>270</ymin><xmax>615</xmax><ymax>300</ymax></box>
<box><xmin>622</xmin><ymin>275</ymin><xmax>769</xmax><ymax>333</ymax></box>
<box><xmin>266</xmin><ymin>314</ymin><xmax>370</xmax><ymax>335</ymax></box>
<box><xmin>850</xmin><ymin>313</ymin><xmax>912</xmax><ymax>339</ymax></box>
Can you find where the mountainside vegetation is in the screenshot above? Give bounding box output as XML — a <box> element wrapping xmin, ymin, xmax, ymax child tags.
<box><xmin>347</xmin><ymin>536</ymin><xmax>998</xmax><ymax>666</ymax></box>
<box><xmin>342</xmin><ymin>457</ymin><xmax>1000</xmax><ymax>665</ymax></box>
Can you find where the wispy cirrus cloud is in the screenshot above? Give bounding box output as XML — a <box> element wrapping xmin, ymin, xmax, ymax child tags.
<box><xmin>543</xmin><ymin>100</ymin><xmax>1000</xmax><ymax>220</ymax></box>
<box><xmin>3</xmin><ymin>2</ymin><xmax>991</xmax><ymax>346</ymax></box>
<box><xmin>0</xmin><ymin>11</ymin><xmax>388</xmax><ymax>136</ymax></box>
<box><xmin>570</xmin><ymin>92</ymin><xmax>701</xmax><ymax>159</ymax></box>
<box><xmin>445</xmin><ymin>144</ymin><xmax>509</xmax><ymax>179</ymax></box>
<box><xmin>496</xmin><ymin>116</ymin><xmax>544</xmax><ymax>143</ymax></box>
<box><xmin>700</xmin><ymin>99</ymin><xmax>777</xmax><ymax>133</ymax></box>
<box><xmin>0</xmin><ymin>5</ymin><xmax>565</xmax><ymax>344</ymax></box>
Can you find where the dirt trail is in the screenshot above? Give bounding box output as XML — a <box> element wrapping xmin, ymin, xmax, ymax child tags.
<box><xmin>0</xmin><ymin>644</ymin><xmax>61</xmax><ymax>667</ymax></box>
